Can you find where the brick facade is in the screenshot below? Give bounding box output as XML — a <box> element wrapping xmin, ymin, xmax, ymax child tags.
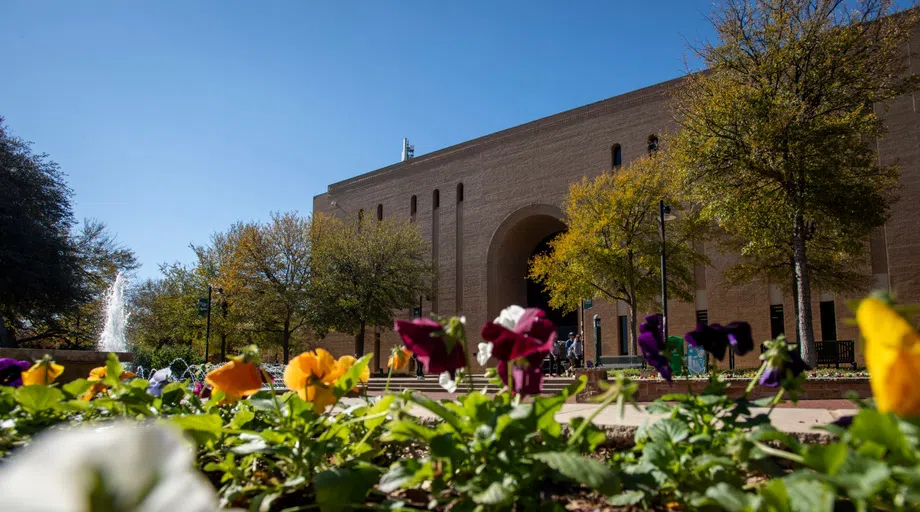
<box><xmin>313</xmin><ymin>30</ymin><xmax>920</xmax><ymax>372</ymax></box>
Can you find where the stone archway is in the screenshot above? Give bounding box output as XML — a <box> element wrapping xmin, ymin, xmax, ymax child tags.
<box><xmin>486</xmin><ymin>204</ymin><xmax>577</xmax><ymax>332</ymax></box>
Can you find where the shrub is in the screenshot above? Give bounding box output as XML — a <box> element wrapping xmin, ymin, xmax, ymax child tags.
<box><xmin>132</xmin><ymin>344</ymin><xmax>204</xmax><ymax>378</ymax></box>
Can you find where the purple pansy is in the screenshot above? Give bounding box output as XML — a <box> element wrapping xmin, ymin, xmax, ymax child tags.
<box><xmin>684</xmin><ymin>321</ymin><xmax>754</xmax><ymax>361</ymax></box>
<box><xmin>147</xmin><ymin>368</ymin><xmax>170</xmax><ymax>397</ymax></box>
<box><xmin>759</xmin><ymin>349</ymin><xmax>809</xmax><ymax>388</ymax></box>
<box><xmin>0</xmin><ymin>358</ymin><xmax>32</xmax><ymax>388</ymax></box>
<box><xmin>638</xmin><ymin>314</ymin><xmax>672</xmax><ymax>382</ymax></box>
<box><xmin>725</xmin><ymin>322</ymin><xmax>754</xmax><ymax>355</ymax></box>
<box><xmin>481</xmin><ymin>306</ymin><xmax>556</xmax><ymax>396</ymax></box>
<box><xmin>394</xmin><ymin>317</ymin><xmax>466</xmax><ymax>377</ymax></box>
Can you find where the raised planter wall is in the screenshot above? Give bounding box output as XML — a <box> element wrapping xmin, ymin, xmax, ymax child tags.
<box><xmin>633</xmin><ymin>378</ymin><xmax>872</xmax><ymax>401</ymax></box>
<box><xmin>574</xmin><ymin>369</ymin><xmax>871</xmax><ymax>403</ymax></box>
<box><xmin>0</xmin><ymin>348</ymin><xmax>134</xmax><ymax>383</ymax></box>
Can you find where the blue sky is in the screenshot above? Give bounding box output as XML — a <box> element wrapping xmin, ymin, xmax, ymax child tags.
<box><xmin>1</xmin><ymin>1</ymin><xmax>716</xmax><ymax>280</ymax></box>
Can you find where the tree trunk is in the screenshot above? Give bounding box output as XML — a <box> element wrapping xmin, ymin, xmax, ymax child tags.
<box><xmin>355</xmin><ymin>320</ymin><xmax>366</xmax><ymax>358</ymax></box>
<box><xmin>220</xmin><ymin>333</ymin><xmax>227</xmax><ymax>362</ymax></box>
<box><xmin>790</xmin><ymin>258</ymin><xmax>799</xmax><ymax>343</ymax></box>
<box><xmin>282</xmin><ymin>317</ymin><xmax>291</xmax><ymax>364</ymax></box>
<box><xmin>0</xmin><ymin>313</ymin><xmax>12</xmax><ymax>348</ymax></box>
<box><xmin>373</xmin><ymin>328</ymin><xmax>381</xmax><ymax>372</ymax></box>
<box><xmin>793</xmin><ymin>215</ymin><xmax>817</xmax><ymax>367</ymax></box>
<box><xmin>628</xmin><ymin>298</ymin><xmax>639</xmax><ymax>356</ymax></box>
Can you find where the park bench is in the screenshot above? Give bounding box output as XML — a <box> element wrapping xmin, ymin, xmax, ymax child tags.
<box><xmin>760</xmin><ymin>340</ymin><xmax>857</xmax><ymax>370</ymax></box>
<box><xmin>595</xmin><ymin>355</ymin><xmax>645</xmax><ymax>370</ymax></box>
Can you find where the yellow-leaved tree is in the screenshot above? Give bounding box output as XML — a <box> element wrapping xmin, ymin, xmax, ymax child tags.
<box><xmin>529</xmin><ymin>155</ymin><xmax>707</xmax><ymax>354</ymax></box>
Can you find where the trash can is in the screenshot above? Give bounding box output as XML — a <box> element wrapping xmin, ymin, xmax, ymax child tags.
<box><xmin>666</xmin><ymin>336</ymin><xmax>684</xmax><ymax>377</ymax></box>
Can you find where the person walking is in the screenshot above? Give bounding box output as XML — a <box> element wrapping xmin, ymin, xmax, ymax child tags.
<box><xmin>414</xmin><ymin>354</ymin><xmax>424</xmax><ymax>380</ymax></box>
<box><xmin>569</xmin><ymin>334</ymin><xmax>584</xmax><ymax>371</ymax></box>
<box><xmin>550</xmin><ymin>337</ymin><xmax>566</xmax><ymax>376</ymax></box>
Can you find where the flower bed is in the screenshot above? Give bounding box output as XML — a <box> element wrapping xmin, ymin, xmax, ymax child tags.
<box><xmin>0</xmin><ymin>297</ymin><xmax>917</xmax><ymax>511</ymax></box>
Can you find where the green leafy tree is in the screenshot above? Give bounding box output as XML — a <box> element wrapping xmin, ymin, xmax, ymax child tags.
<box><xmin>310</xmin><ymin>213</ymin><xmax>434</xmax><ymax>365</ymax></box>
<box><xmin>529</xmin><ymin>156</ymin><xmax>707</xmax><ymax>354</ymax></box>
<box><xmin>233</xmin><ymin>212</ymin><xmax>313</xmax><ymax>364</ymax></box>
<box><xmin>670</xmin><ymin>0</ymin><xmax>919</xmax><ymax>365</ymax></box>
<box><xmin>191</xmin><ymin>226</ymin><xmax>246</xmax><ymax>362</ymax></box>
<box><xmin>128</xmin><ymin>262</ymin><xmax>205</xmax><ymax>350</ymax></box>
<box><xmin>0</xmin><ymin>116</ymin><xmax>84</xmax><ymax>347</ymax></box>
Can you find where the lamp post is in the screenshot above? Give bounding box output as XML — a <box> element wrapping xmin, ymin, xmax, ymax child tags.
<box><xmin>204</xmin><ymin>285</ymin><xmax>212</xmax><ymax>362</ymax></box>
<box><xmin>658</xmin><ymin>200</ymin><xmax>676</xmax><ymax>340</ymax></box>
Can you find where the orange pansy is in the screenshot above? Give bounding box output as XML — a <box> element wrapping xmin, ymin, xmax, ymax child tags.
<box><xmin>204</xmin><ymin>361</ymin><xmax>263</xmax><ymax>401</ymax></box>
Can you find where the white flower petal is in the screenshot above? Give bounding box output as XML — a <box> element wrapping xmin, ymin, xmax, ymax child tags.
<box><xmin>494</xmin><ymin>305</ymin><xmax>525</xmax><ymax>330</ymax></box>
<box><xmin>438</xmin><ymin>371</ymin><xmax>458</xmax><ymax>393</ymax></box>
<box><xmin>0</xmin><ymin>421</ymin><xmax>220</xmax><ymax>512</ymax></box>
<box><xmin>477</xmin><ymin>342</ymin><xmax>493</xmax><ymax>366</ymax></box>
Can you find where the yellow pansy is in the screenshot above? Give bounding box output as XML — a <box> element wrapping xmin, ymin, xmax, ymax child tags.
<box><xmin>856</xmin><ymin>297</ymin><xmax>920</xmax><ymax>418</ymax></box>
<box><xmin>283</xmin><ymin>349</ymin><xmax>344</xmax><ymax>412</ymax></box>
<box><xmin>82</xmin><ymin>366</ymin><xmax>138</xmax><ymax>400</ymax></box>
<box><xmin>335</xmin><ymin>355</ymin><xmax>370</xmax><ymax>392</ymax></box>
<box><xmin>20</xmin><ymin>359</ymin><xmax>64</xmax><ymax>386</ymax></box>
<box><xmin>387</xmin><ymin>347</ymin><xmax>412</xmax><ymax>371</ymax></box>
<box><xmin>204</xmin><ymin>360</ymin><xmax>263</xmax><ymax>402</ymax></box>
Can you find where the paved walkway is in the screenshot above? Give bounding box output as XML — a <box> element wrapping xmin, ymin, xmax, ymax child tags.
<box><xmin>342</xmin><ymin>396</ymin><xmax>856</xmax><ymax>434</ymax></box>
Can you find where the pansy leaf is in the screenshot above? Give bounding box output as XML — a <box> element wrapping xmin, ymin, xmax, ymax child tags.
<box><xmin>758</xmin><ymin>478</ymin><xmax>792</xmax><ymax>512</ymax></box>
<box><xmin>472</xmin><ymin>481</ymin><xmax>512</xmax><ymax>505</ymax></box>
<box><xmin>62</xmin><ymin>379</ymin><xmax>93</xmax><ymax>399</ymax></box>
<box><xmin>333</xmin><ymin>354</ymin><xmax>373</xmax><ymax>398</ymax></box>
<box><xmin>848</xmin><ymin>409</ymin><xmax>911</xmax><ymax>462</ymax></box>
<box><xmin>379</xmin><ymin>459</ymin><xmax>425</xmax><ymax>493</ymax></box>
<box><xmin>159</xmin><ymin>381</ymin><xmax>187</xmax><ymax>406</ymax></box>
<box><xmin>803</xmin><ymin>442</ymin><xmax>848</xmax><ymax>475</ymax></box>
<box><xmin>705</xmin><ymin>482</ymin><xmax>761</xmax><ymax>512</ymax></box>
<box><xmin>14</xmin><ymin>385</ymin><xmax>64</xmax><ymax>413</ymax></box>
<box><xmin>562</xmin><ymin>375</ymin><xmax>587</xmax><ymax>397</ymax></box>
<box><xmin>381</xmin><ymin>419</ymin><xmax>438</xmax><ymax>442</ymax></box>
<box><xmin>533</xmin><ymin>452</ymin><xmax>620</xmax><ymax>496</ymax></box>
<box><xmin>644</xmin><ymin>401</ymin><xmax>673</xmax><ymax>414</ymax></box>
<box><xmin>782</xmin><ymin>477</ymin><xmax>835</xmax><ymax>512</ymax></box>
<box><xmin>314</xmin><ymin>466</ymin><xmax>379</xmax><ymax>512</ymax></box>
<box><xmin>168</xmin><ymin>413</ymin><xmax>223</xmax><ymax>445</ymax></box>
<box><xmin>648</xmin><ymin>418</ymin><xmax>690</xmax><ymax>444</ymax></box>
<box><xmin>103</xmin><ymin>353</ymin><xmax>124</xmax><ymax>387</ymax></box>
<box><xmin>829</xmin><ymin>453</ymin><xmax>890</xmax><ymax>500</ymax></box>
<box><xmin>363</xmin><ymin>395</ymin><xmax>396</xmax><ymax>430</ymax></box>
<box><xmin>607</xmin><ymin>490</ymin><xmax>645</xmax><ymax>507</ymax></box>
<box><xmin>230</xmin><ymin>406</ymin><xmax>255</xmax><ymax>429</ymax></box>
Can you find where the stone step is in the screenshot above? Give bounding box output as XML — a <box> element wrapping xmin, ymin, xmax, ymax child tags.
<box><xmin>364</xmin><ymin>376</ymin><xmax>578</xmax><ymax>394</ymax></box>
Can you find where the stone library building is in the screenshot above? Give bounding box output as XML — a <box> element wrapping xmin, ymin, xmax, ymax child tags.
<box><xmin>313</xmin><ymin>30</ymin><xmax>920</xmax><ymax>372</ymax></box>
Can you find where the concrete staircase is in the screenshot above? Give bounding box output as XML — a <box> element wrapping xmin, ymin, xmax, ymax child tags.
<box><xmin>364</xmin><ymin>375</ymin><xmax>578</xmax><ymax>395</ymax></box>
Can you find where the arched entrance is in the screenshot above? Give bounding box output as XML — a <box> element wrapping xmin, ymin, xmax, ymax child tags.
<box><xmin>486</xmin><ymin>204</ymin><xmax>578</xmax><ymax>338</ymax></box>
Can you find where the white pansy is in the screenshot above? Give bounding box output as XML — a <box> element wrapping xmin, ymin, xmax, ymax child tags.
<box><xmin>439</xmin><ymin>371</ymin><xmax>458</xmax><ymax>393</ymax></box>
<box><xmin>0</xmin><ymin>421</ymin><xmax>222</xmax><ymax>512</ymax></box>
<box><xmin>494</xmin><ymin>305</ymin><xmax>525</xmax><ymax>330</ymax></box>
<box><xmin>477</xmin><ymin>342</ymin><xmax>493</xmax><ymax>366</ymax></box>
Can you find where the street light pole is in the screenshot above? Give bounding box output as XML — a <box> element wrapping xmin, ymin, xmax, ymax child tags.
<box><xmin>205</xmin><ymin>285</ymin><xmax>212</xmax><ymax>363</ymax></box>
<box><xmin>659</xmin><ymin>200</ymin><xmax>670</xmax><ymax>341</ymax></box>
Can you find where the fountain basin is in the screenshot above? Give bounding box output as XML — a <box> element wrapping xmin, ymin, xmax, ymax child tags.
<box><xmin>0</xmin><ymin>349</ymin><xmax>134</xmax><ymax>383</ymax></box>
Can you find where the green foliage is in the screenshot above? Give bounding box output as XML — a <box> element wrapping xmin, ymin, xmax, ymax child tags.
<box><xmin>310</xmin><ymin>212</ymin><xmax>435</xmax><ymax>358</ymax></box>
<box><xmin>530</xmin><ymin>156</ymin><xmax>708</xmax><ymax>352</ymax></box>
<box><xmin>670</xmin><ymin>0</ymin><xmax>920</xmax><ymax>363</ymax></box>
<box><xmin>0</xmin><ymin>343</ymin><xmax>919</xmax><ymax>511</ymax></box>
<box><xmin>0</xmin><ymin>115</ymin><xmax>138</xmax><ymax>349</ymax></box>
<box><xmin>232</xmin><ymin>212</ymin><xmax>314</xmax><ymax>363</ymax></box>
<box><xmin>0</xmin><ymin>116</ymin><xmax>84</xmax><ymax>347</ymax></box>
<box><xmin>132</xmin><ymin>344</ymin><xmax>204</xmax><ymax>376</ymax></box>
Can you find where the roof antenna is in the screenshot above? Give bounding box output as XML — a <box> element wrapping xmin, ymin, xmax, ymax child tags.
<box><xmin>401</xmin><ymin>138</ymin><xmax>415</xmax><ymax>162</ymax></box>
